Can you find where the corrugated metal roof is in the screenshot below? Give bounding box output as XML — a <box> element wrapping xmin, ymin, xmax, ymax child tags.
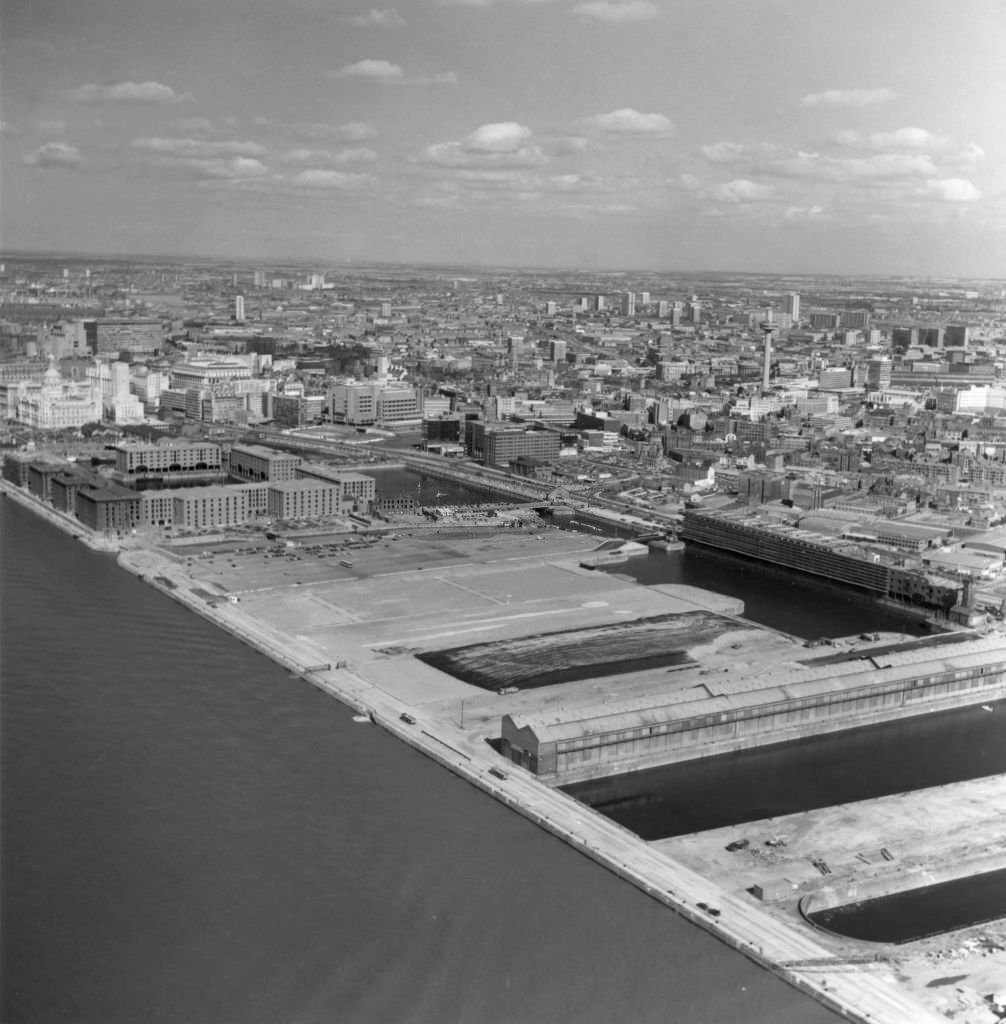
<box><xmin>508</xmin><ymin>635</ymin><xmax>1006</xmax><ymax>743</ymax></box>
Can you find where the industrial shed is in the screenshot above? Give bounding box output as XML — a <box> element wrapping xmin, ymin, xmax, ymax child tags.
<box><xmin>500</xmin><ymin>635</ymin><xmax>1006</xmax><ymax>783</ymax></box>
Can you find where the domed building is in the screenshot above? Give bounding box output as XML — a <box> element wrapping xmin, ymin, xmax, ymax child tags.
<box><xmin>14</xmin><ymin>357</ymin><xmax>102</xmax><ymax>430</ymax></box>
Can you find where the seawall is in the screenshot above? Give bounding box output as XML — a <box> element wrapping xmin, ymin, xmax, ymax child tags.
<box><xmin>0</xmin><ymin>479</ymin><xmax>120</xmax><ymax>553</ymax></box>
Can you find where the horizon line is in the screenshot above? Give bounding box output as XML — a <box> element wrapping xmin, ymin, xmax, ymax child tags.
<box><xmin>2</xmin><ymin>248</ymin><xmax>1004</xmax><ymax>285</ymax></box>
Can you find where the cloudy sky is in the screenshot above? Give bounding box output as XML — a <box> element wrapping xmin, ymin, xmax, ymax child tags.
<box><xmin>3</xmin><ymin>0</ymin><xmax>1005</xmax><ymax>275</ymax></box>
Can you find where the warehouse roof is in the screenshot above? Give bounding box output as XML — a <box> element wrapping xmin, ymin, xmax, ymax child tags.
<box><xmin>503</xmin><ymin>634</ymin><xmax>1006</xmax><ymax>745</ymax></box>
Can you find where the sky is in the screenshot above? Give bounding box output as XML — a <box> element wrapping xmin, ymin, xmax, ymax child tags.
<box><xmin>3</xmin><ymin>0</ymin><xmax>1006</xmax><ymax>276</ymax></box>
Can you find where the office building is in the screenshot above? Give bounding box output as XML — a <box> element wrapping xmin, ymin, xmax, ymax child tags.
<box><xmin>866</xmin><ymin>358</ymin><xmax>892</xmax><ymax>390</ymax></box>
<box><xmin>172</xmin><ymin>484</ymin><xmax>264</xmax><ymax>530</ymax></box>
<box><xmin>917</xmin><ymin>326</ymin><xmax>945</xmax><ymax>349</ymax></box>
<box><xmin>329</xmin><ymin>382</ymin><xmax>423</xmax><ymax>425</ymax></box>
<box><xmin>465</xmin><ymin>422</ymin><xmax>561</xmax><ymax>466</ymax></box>
<box><xmin>132</xmin><ymin>368</ymin><xmax>166</xmax><ymax>411</ymax></box>
<box><xmin>783</xmin><ymin>292</ymin><xmax>800</xmax><ymax>322</ymax></box>
<box><xmin>267</xmin><ymin>480</ymin><xmax>343</xmax><ymax>520</ymax></box>
<box><xmin>297</xmin><ymin>463</ymin><xmax>376</xmax><ymax>512</ymax></box>
<box><xmin>228</xmin><ymin>444</ymin><xmax>302</xmax><ymax>482</ymax></box>
<box><xmin>892</xmin><ymin>327</ymin><xmax>918</xmax><ymax>350</ymax></box>
<box><xmin>94</xmin><ymin>319</ymin><xmax>163</xmax><ymax>356</ymax></box>
<box><xmin>114</xmin><ymin>440</ymin><xmax>223</xmax><ymax>475</ymax></box>
<box><xmin>235</xmin><ymin>295</ymin><xmax>246</xmax><ymax>322</ymax></box>
<box><xmin>75</xmin><ymin>484</ymin><xmax>142</xmax><ymax>533</ymax></box>
<box><xmin>169</xmin><ymin>358</ymin><xmax>253</xmax><ymax>394</ymax></box>
<box><xmin>809</xmin><ymin>312</ymin><xmax>841</xmax><ymax>331</ymax></box>
<box><xmin>36</xmin><ymin>320</ymin><xmax>96</xmax><ymax>359</ymax></box>
<box><xmin>140</xmin><ymin>492</ymin><xmax>175</xmax><ymax>527</ymax></box>
<box><xmin>818</xmin><ymin>367</ymin><xmax>853</xmax><ymax>389</ymax></box>
<box><xmin>840</xmin><ymin>309</ymin><xmax>871</xmax><ymax>331</ymax></box>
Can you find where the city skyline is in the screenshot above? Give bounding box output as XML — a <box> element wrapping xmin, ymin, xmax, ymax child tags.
<box><xmin>3</xmin><ymin>0</ymin><xmax>1006</xmax><ymax>276</ymax></box>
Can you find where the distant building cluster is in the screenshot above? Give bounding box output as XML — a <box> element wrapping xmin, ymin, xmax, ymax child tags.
<box><xmin>7</xmin><ymin>258</ymin><xmax>1006</xmax><ymax>607</ymax></box>
<box><xmin>2</xmin><ymin>438</ymin><xmax>376</xmax><ymax>534</ymax></box>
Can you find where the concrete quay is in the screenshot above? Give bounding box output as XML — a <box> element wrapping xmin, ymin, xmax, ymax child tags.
<box><xmin>109</xmin><ymin>530</ymin><xmax>952</xmax><ymax>1024</ymax></box>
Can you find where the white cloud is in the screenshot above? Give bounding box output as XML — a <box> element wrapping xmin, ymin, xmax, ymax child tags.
<box><xmin>293</xmin><ymin>121</ymin><xmax>379</xmax><ymax>141</ymax></box>
<box><xmin>69</xmin><ymin>80</ymin><xmax>192</xmax><ymax>104</ymax></box>
<box><xmin>132</xmin><ymin>147</ymin><xmax>269</xmax><ymax>180</ymax></box>
<box><xmin>283</xmin><ymin>147</ymin><xmax>378</xmax><ymax>164</ymax></box>
<box><xmin>839</xmin><ymin>126</ymin><xmax>952</xmax><ymax>151</ymax></box>
<box><xmin>175</xmin><ymin>117</ymin><xmax>215</xmax><ymax>134</ymax></box>
<box><xmin>774</xmin><ymin>150</ymin><xmax>939</xmax><ymax>183</ymax></box>
<box><xmin>581</xmin><ymin>108</ymin><xmax>673</xmax><ymax>136</ymax></box>
<box><xmin>783</xmin><ymin>205</ymin><xmax>829</xmax><ymax>221</ymax></box>
<box><xmin>423</xmin><ymin>121</ymin><xmax>546</xmax><ymax>168</ymax></box>
<box><xmin>711</xmin><ymin>178</ymin><xmax>773</xmax><ymax>203</ymax></box>
<box><xmin>284</xmin><ymin>148</ymin><xmax>324</xmax><ymax>163</ymax></box>
<box><xmin>869</xmin><ymin>126</ymin><xmax>950</xmax><ymax>150</ymax></box>
<box><xmin>328</xmin><ymin>60</ymin><xmax>456</xmax><ymax>85</ymax></box>
<box><xmin>24</xmin><ymin>142</ymin><xmax>82</xmax><ymax>168</ymax></box>
<box><xmin>424</xmin><ymin>142</ymin><xmax>545</xmax><ymax>167</ymax></box>
<box><xmin>700</xmin><ymin>141</ymin><xmax>746</xmax><ymax>164</ymax></box>
<box><xmin>131</xmin><ymin>137</ymin><xmax>266</xmax><ymax>157</ymax></box>
<box><xmin>800</xmin><ymin>87</ymin><xmax>896</xmax><ymax>108</ymax></box>
<box><xmin>438</xmin><ymin>0</ymin><xmax>557</xmax><ymax>6</ymax></box>
<box><xmin>348</xmin><ymin>8</ymin><xmax>406</xmax><ymax>27</ymax></box>
<box><xmin>465</xmin><ymin>122</ymin><xmax>531</xmax><ymax>152</ymax></box>
<box><xmin>572</xmin><ymin>0</ymin><xmax>658</xmax><ymax>21</ymax></box>
<box><xmin>181</xmin><ymin>157</ymin><xmax>269</xmax><ymax>180</ymax></box>
<box><xmin>290</xmin><ymin>169</ymin><xmax>376</xmax><ymax>190</ymax></box>
<box><xmin>954</xmin><ymin>143</ymin><xmax>986</xmax><ymax>167</ymax></box>
<box><xmin>339</xmin><ymin>121</ymin><xmax>379</xmax><ymax>140</ymax></box>
<box><xmin>334</xmin><ymin>59</ymin><xmax>403</xmax><ymax>80</ymax></box>
<box><xmin>551</xmin><ymin>135</ymin><xmax>589</xmax><ymax>155</ymax></box>
<box><xmin>926</xmin><ymin>178</ymin><xmax>981</xmax><ymax>202</ymax></box>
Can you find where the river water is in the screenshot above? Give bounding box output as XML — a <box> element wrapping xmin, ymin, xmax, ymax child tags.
<box><xmin>604</xmin><ymin>545</ymin><xmax>926</xmax><ymax>640</ymax></box>
<box><xmin>808</xmin><ymin>866</ymin><xmax>1006</xmax><ymax>945</ymax></box>
<box><xmin>566</xmin><ymin>695</ymin><xmax>1006</xmax><ymax>839</ymax></box>
<box><xmin>0</xmin><ymin>498</ymin><xmax>838</xmax><ymax>1024</ymax></box>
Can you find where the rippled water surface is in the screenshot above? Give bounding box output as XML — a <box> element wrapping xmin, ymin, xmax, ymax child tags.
<box><xmin>1</xmin><ymin>497</ymin><xmax>840</xmax><ymax>1024</ymax></box>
